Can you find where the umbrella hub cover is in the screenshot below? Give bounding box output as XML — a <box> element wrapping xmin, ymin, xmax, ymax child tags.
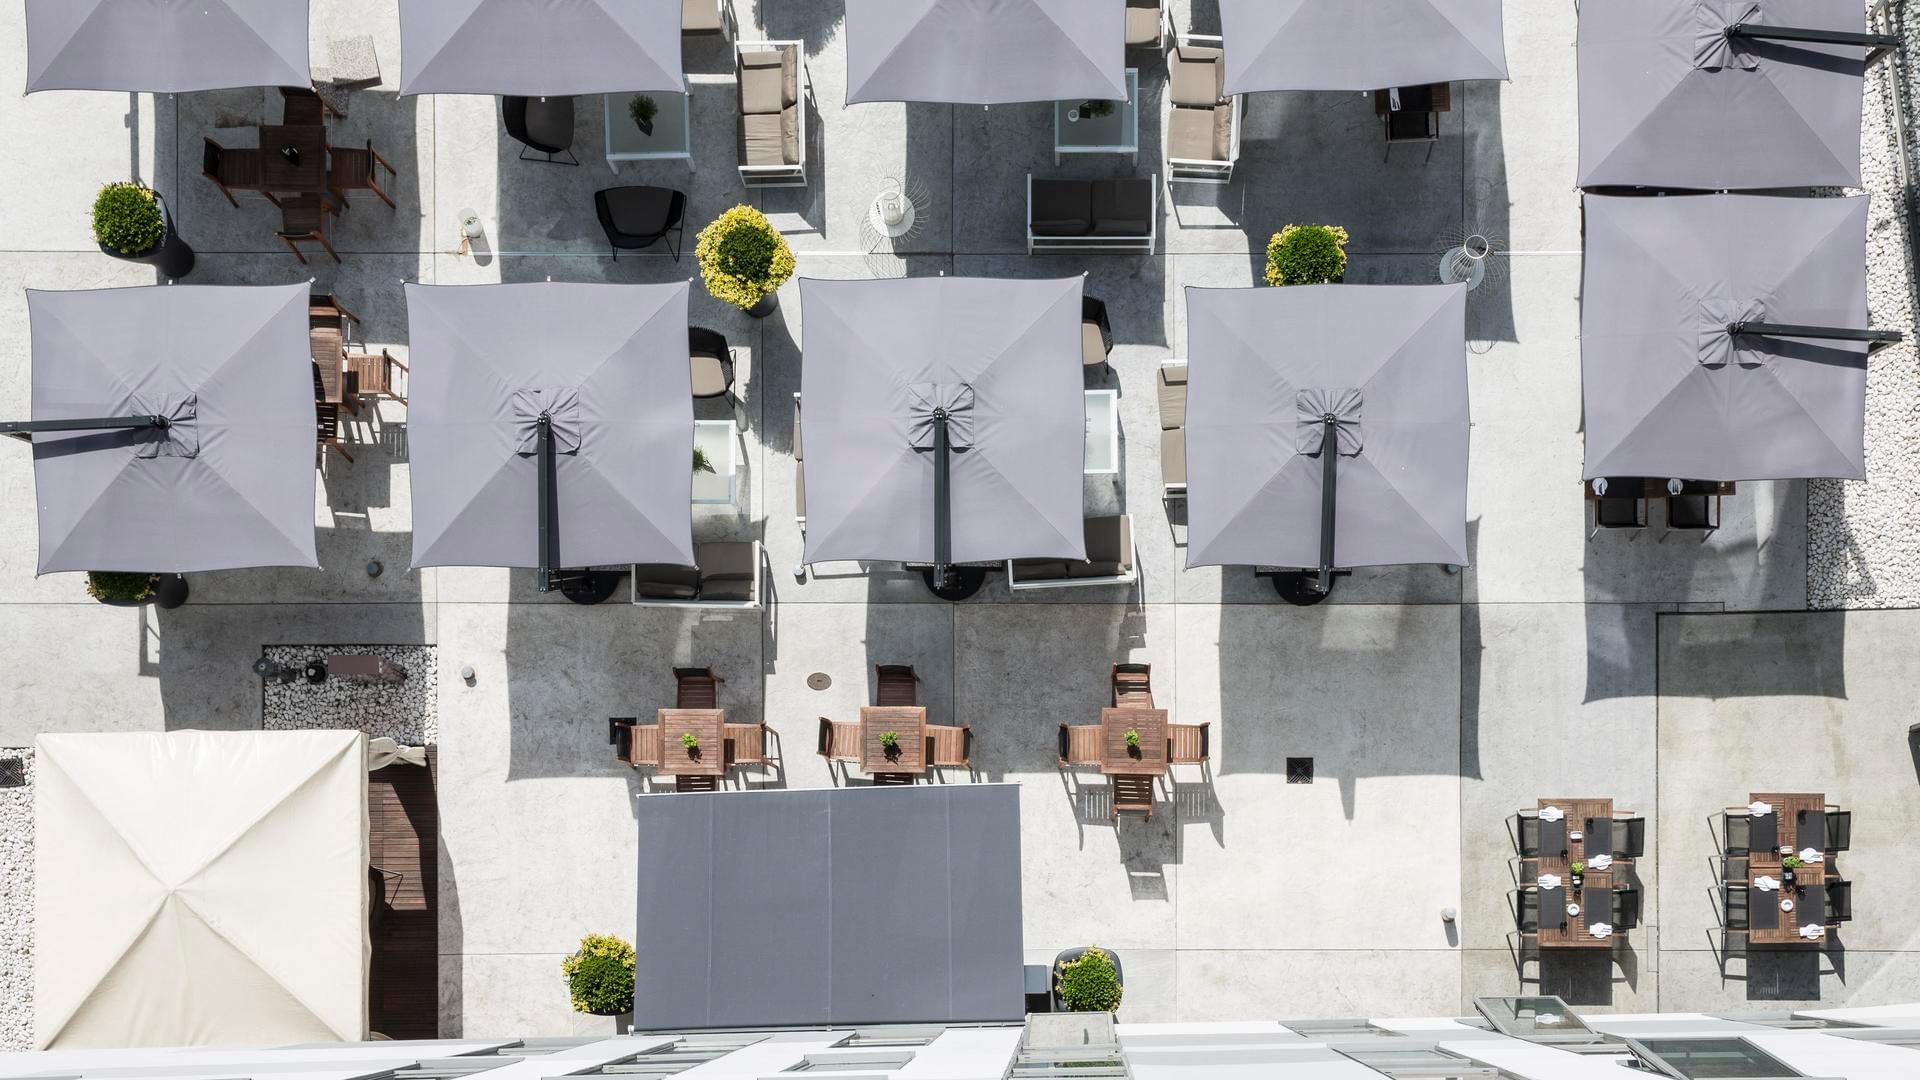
<box><xmin>1295</xmin><ymin>388</ymin><xmax>1364</xmax><ymax>456</ymax></box>
<box><xmin>907</xmin><ymin>382</ymin><xmax>977</xmax><ymax>451</ymax></box>
<box><xmin>132</xmin><ymin>394</ymin><xmax>199</xmax><ymax>459</ymax></box>
<box><xmin>512</xmin><ymin>387</ymin><xmax>582</xmax><ymax>454</ymax></box>
<box><xmin>1698</xmin><ymin>298</ymin><xmax>1771</xmax><ymax>367</ymax></box>
<box><xmin>1695</xmin><ymin>0</ymin><xmax>1764</xmax><ymax>70</ymax></box>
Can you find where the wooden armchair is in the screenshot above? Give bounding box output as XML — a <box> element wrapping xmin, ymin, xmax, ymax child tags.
<box><xmin>875</xmin><ymin>664</ymin><xmax>920</xmax><ymax>707</ymax></box>
<box><xmin>817</xmin><ymin>717</ymin><xmax>860</xmax><ymax>762</ymax></box>
<box><xmin>278</xmin><ymin>195</ymin><xmax>340</xmax><ymax>265</ymax></box>
<box><xmin>1168</xmin><ymin>722</ymin><xmax>1209</xmax><ymax>764</ymax></box>
<box><xmin>675</xmin><ymin>774</ymin><xmax>718</xmax><ymax>793</ymax></box>
<box><xmin>927</xmin><ymin>724</ymin><xmax>972</xmax><ymax>768</ymax></box>
<box><xmin>724</xmin><ymin>722</ymin><xmax>768</xmax><ymax>766</ymax></box>
<box><xmin>1057</xmin><ymin>723</ymin><xmax>1101</xmax><ymax>767</ymax></box>
<box><xmin>345</xmin><ymin>349</ymin><xmax>407</xmax><ymax>406</ymax></box>
<box><xmin>609</xmin><ymin>717</ymin><xmax>662</xmax><ymax>768</ymax></box>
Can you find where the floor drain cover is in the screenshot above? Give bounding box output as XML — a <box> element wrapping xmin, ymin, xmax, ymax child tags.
<box><xmin>807</xmin><ymin>672</ymin><xmax>832</xmax><ymax>691</ymax></box>
<box><xmin>0</xmin><ymin>759</ymin><xmax>24</xmax><ymax>787</ymax></box>
<box><xmin>1287</xmin><ymin>757</ymin><xmax>1314</xmax><ymax>784</ymax></box>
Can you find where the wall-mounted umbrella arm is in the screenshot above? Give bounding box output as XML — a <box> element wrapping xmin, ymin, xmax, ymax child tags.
<box><xmin>1315</xmin><ymin>414</ymin><xmax>1339</xmax><ymax>596</ymax></box>
<box><xmin>535</xmin><ymin>413</ymin><xmax>559</xmax><ymax>592</ymax></box>
<box><xmin>931</xmin><ymin>408</ymin><xmax>952</xmax><ymax>590</ymax></box>
<box><xmin>0</xmin><ymin>414</ymin><xmax>169</xmax><ymax>444</ymax></box>
<box><xmin>1722</xmin><ymin>23</ymin><xmax>1902</xmax><ymax>66</ymax></box>
<box><xmin>1728</xmin><ymin>321</ymin><xmax>1905</xmax><ymax>354</ymax></box>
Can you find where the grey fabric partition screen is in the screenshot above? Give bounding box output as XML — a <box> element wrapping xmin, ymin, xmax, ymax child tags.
<box><xmin>398</xmin><ymin>0</ymin><xmax>683</xmax><ymax>96</ymax></box>
<box><xmin>1218</xmin><ymin>0</ymin><xmax>1508</xmax><ymax>94</ymax></box>
<box><xmin>844</xmin><ymin>0</ymin><xmax>1127</xmax><ymax>105</ymax></box>
<box><xmin>1577</xmin><ymin>0</ymin><xmax>1869</xmax><ymax>189</ymax></box>
<box><xmin>634</xmin><ymin>785</ymin><xmax>1025</xmax><ymax>1029</ymax></box>
<box><xmin>20</xmin><ymin>284</ymin><xmax>318</xmax><ymax>574</ymax></box>
<box><xmin>1582</xmin><ymin>193</ymin><xmax>1877</xmax><ymax>481</ymax></box>
<box><xmin>26</xmin><ymin>0</ymin><xmax>311</xmax><ymax>93</ymax></box>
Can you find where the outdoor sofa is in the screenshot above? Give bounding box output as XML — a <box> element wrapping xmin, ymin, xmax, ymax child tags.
<box><xmin>1027</xmin><ymin>174</ymin><xmax>1158</xmax><ymax>254</ymax></box>
<box><xmin>632</xmin><ymin>540</ymin><xmax>763</xmax><ymax>608</ymax></box>
<box><xmin>1158</xmin><ymin>360</ymin><xmax>1186</xmax><ymax>498</ymax></box>
<box><xmin>1007</xmin><ymin>514</ymin><xmax>1138</xmax><ymax>590</ymax></box>
<box><xmin>1165</xmin><ymin>35</ymin><xmax>1242</xmax><ymax>184</ymax></box>
<box><xmin>737</xmin><ymin>41</ymin><xmax>809</xmax><ymax>188</ymax></box>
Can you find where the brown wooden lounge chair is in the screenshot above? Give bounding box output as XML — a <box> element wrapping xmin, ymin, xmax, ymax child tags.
<box><xmin>1111</xmin><ymin>776</ymin><xmax>1154</xmax><ymax>820</ymax></box>
<box><xmin>875</xmin><ymin>664</ymin><xmax>919</xmax><ymax>707</ymax></box>
<box><xmin>345</xmin><ymin>349</ymin><xmax>407</xmax><ymax>406</ymax></box>
<box><xmin>278</xmin><ymin>195</ymin><xmax>340</xmax><ymax>265</ymax></box>
<box><xmin>927</xmin><ymin>724</ymin><xmax>972</xmax><ymax>768</ymax></box>
<box><xmin>1057</xmin><ymin>723</ymin><xmax>1102</xmax><ymax>767</ymax></box>
<box><xmin>675</xmin><ymin>667</ymin><xmax>723</xmax><ymax>709</ymax></box>
<box><xmin>817</xmin><ymin>717</ymin><xmax>860</xmax><ymax>762</ymax></box>
<box><xmin>723</xmin><ymin>722</ymin><xmax>768</xmax><ymax>766</ymax></box>
<box><xmin>1112</xmin><ymin>663</ymin><xmax>1153</xmax><ymax>709</ymax></box>
<box><xmin>1168</xmin><ymin>722</ymin><xmax>1210</xmax><ymax>764</ymax></box>
<box><xmin>327</xmin><ymin>138</ymin><xmax>398</xmax><ymax>210</ymax></box>
<box><xmin>201</xmin><ymin>138</ymin><xmax>278</xmax><ymax>209</ymax></box>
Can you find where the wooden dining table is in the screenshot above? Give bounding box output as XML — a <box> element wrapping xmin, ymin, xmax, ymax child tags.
<box><xmin>1747</xmin><ymin>791</ymin><xmax>1831</xmax><ymax>945</ymax></box>
<box><xmin>859</xmin><ymin>705</ymin><xmax>926</xmax><ymax>777</ymax></box>
<box><xmin>1099</xmin><ymin>707</ymin><xmax>1166</xmax><ymax>777</ymax></box>
<box><xmin>257</xmin><ymin>124</ymin><xmax>329</xmax><ymax>193</ymax></box>
<box><xmin>653</xmin><ymin>709</ymin><xmax>727</xmax><ymax>778</ymax></box>
<box><xmin>1533</xmin><ymin>797</ymin><xmax>1619</xmax><ymax>949</ymax></box>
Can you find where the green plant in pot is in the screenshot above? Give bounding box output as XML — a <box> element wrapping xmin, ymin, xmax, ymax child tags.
<box><xmin>562</xmin><ymin>933</ymin><xmax>635</xmax><ymax>1016</ymax></box>
<box><xmin>1264</xmin><ymin>223</ymin><xmax>1348</xmax><ymax>287</ymax></box>
<box><xmin>1053</xmin><ymin>946</ymin><xmax>1124</xmax><ymax>1013</ymax></box>
<box><xmin>879</xmin><ymin>730</ymin><xmax>899</xmax><ymax>758</ymax></box>
<box><xmin>85</xmin><ymin>571</ymin><xmax>189</xmax><ymax>609</ymax></box>
<box><xmin>1079</xmin><ymin>99</ymin><xmax>1115</xmax><ymax>119</ymax></box>
<box><xmin>1124</xmin><ymin>728</ymin><xmax>1141</xmax><ymax>755</ymax></box>
<box><xmin>1569</xmin><ymin>860</ymin><xmax>1586</xmax><ymax>889</ymax></box>
<box><xmin>696</xmin><ymin>205</ymin><xmax>795</xmax><ymax>318</ymax></box>
<box><xmin>628</xmin><ymin>94</ymin><xmax>658</xmax><ymax>136</ymax></box>
<box><xmin>680</xmin><ymin>731</ymin><xmax>700</xmax><ymax>752</ymax></box>
<box><xmin>91</xmin><ymin>181</ymin><xmax>195</xmax><ymax>278</ymax></box>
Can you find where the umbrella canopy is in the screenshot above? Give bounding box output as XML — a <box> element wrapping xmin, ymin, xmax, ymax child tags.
<box><xmin>1218</xmin><ymin>0</ymin><xmax>1508</xmax><ymax>95</ymax></box>
<box><xmin>845</xmin><ymin>0</ymin><xmax>1126</xmax><ymax>105</ymax></box>
<box><xmin>1578</xmin><ymin>0</ymin><xmax>1867</xmax><ymax>189</ymax></box>
<box><xmin>1184</xmin><ymin>284</ymin><xmax>1471</xmax><ymax>570</ymax></box>
<box><xmin>24</xmin><ymin>284</ymin><xmax>318</xmax><ymax>575</ymax></box>
<box><xmin>34</xmin><ymin>730</ymin><xmax>368</xmax><ymax>1049</ymax></box>
<box><xmin>25</xmin><ymin>0</ymin><xmax>310</xmax><ymax>94</ymax></box>
<box><xmin>1582</xmin><ymin>193</ymin><xmax>1874</xmax><ymax>481</ymax></box>
<box><xmin>799</xmin><ymin>276</ymin><xmax>1087</xmax><ymax>566</ymax></box>
<box><xmin>398</xmin><ymin>0</ymin><xmax>682</xmax><ymax>96</ymax></box>
<box><xmin>405</xmin><ymin>281</ymin><xmax>695</xmax><ymax>571</ymax></box>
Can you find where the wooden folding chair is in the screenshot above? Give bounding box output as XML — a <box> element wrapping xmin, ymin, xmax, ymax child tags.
<box><xmin>873</xmin><ymin>773</ymin><xmax>916</xmax><ymax>786</ymax></box>
<box><xmin>875</xmin><ymin>664</ymin><xmax>920</xmax><ymax>707</ymax></box>
<box><xmin>674</xmin><ymin>667</ymin><xmax>723</xmax><ymax>709</ymax></box>
<box><xmin>609</xmin><ymin>718</ymin><xmax>662</xmax><ymax>768</ymax></box>
<box><xmin>1057</xmin><ymin>723</ymin><xmax>1101</xmax><ymax>767</ymax></box>
<box><xmin>1112</xmin><ymin>663</ymin><xmax>1153</xmax><ymax>708</ymax></box>
<box><xmin>1167</xmin><ymin>721</ymin><xmax>1209</xmax><ymax>764</ymax></box>
<box><xmin>723</xmin><ymin>722</ymin><xmax>768</xmax><ymax>766</ymax></box>
<box><xmin>280</xmin><ymin>85</ymin><xmax>340</xmax><ymax>125</ymax></box>
<box><xmin>201</xmin><ymin>137</ymin><xmax>278</xmax><ymax>209</ymax></box>
<box><xmin>278</xmin><ymin>195</ymin><xmax>340</xmax><ymax>265</ymax></box>
<box><xmin>1111</xmin><ymin>776</ymin><xmax>1154</xmax><ymax>820</ymax></box>
<box><xmin>345</xmin><ymin>349</ymin><xmax>408</xmax><ymax>405</ymax></box>
<box><xmin>675</xmin><ymin>774</ymin><xmax>719</xmax><ymax>793</ymax></box>
<box><xmin>327</xmin><ymin>138</ymin><xmax>398</xmax><ymax>210</ymax></box>
<box><xmin>927</xmin><ymin>724</ymin><xmax>972</xmax><ymax>768</ymax></box>
<box><xmin>315</xmin><ymin>401</ymin><xmax>353</xmax><ymax>463</ymax></box>
<box><xmin>816</xmin><ymin>717</ymin><xmax>861</xmax><ymax>762</ymax></box>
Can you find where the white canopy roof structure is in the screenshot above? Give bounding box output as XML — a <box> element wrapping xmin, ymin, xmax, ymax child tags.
<box><xmin>32</xmin><ymin>730</ymin><xmax>369</xmax><ymax>1049</ymax></box>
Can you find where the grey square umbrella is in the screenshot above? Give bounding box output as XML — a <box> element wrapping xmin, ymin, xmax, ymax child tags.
<box><xmin>26</xmin><ymin>0</ymin><xmax>310</xmax><ymax>94</ymax></box>
<box><xmin>798</xmin><ymin>276</ymin><xmax>1087</xmax><ymax>585</ymax></box>
<box><xmin>398</xmin><ymin>0</ymin><xmax>682</xmax><ymax>97</ymax></box>
<box><xmin>845</xmin><ymin>0</ymin><xmax>1126</xmax><ymax>105</ymax></box>
<box><xmin>1577</xmin><ymin>0</ymin><xmax>1894</xmax><ymax>190</ymax></box>
<box><xmin>405</xmin><ymin>282</ymin><xmax>695</xmax><ymax>584</ymax></box>
<box><xmin>1219</xmin><ymin>0</ymin><xmax>1508</xmax><ymax>95</ymax></box>
<box><xmin>6</xmin><ymin>284</ymin><xmax>318</xmax><ymax>574</ymax></box>
<box><xmin>1184</xmin><ymin>285</ymin><xmax>1471</xmax><ymax>596</ymax></box>
<box><xmin>1582</xmin><ymin>194</ymin><xmax>1898</xmax><ymax>482</ymax></box>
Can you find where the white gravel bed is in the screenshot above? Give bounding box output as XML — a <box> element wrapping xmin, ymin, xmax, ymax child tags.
<box><xmin>261</xmin><ymin>645</ymin><xmax>439</xmax><ymax>746</ymax></box>
<box><xmin>1808</xmin><ymin>3</ymin><xmax>1920</xmax><ymax>609</ymax></box>
<box><xmin>0</xmin><ymin>750</ymin><xmax>33</xmax><ymax>1051</ymax></box>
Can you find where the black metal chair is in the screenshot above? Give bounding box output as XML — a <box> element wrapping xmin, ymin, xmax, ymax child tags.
<box><xmin>1616</xmin><ymin>816</ymin><xmax>1646</xmax><ymax>859</ymax></box>
<box><xmin>1516</xmin><ymin>811</ymin><xmax>1541</xmax><ymax>858</ymax></box>
<box><xmin>594</xmin><ymin>186</ymin><xmax>687</xmax><ymax>260</ymax></box>
<box><xmin>1664</xmin><ymin>489</ymin><xmax>1721</xmax><ymax>541</ymax></box>
<box><xmin>1082</xmin><ymin>295</ymin><xmax>1113</xmax><ymax>367</ymax></box>
<box><xmin>689</xmin><ymin>327</ymin><xmax>736</xmax><ymax>405</ymax></box>
<box><xmin>1723</xmin><ymin>882</ymin><xmax>1750</xmax><ymax>931</ymax></box>
<box><xmin>1825</xmin><ymin>809</ymin><xmax>1851</xmax><ymax>852</ymax></box>
<box><xmin>1827</xmin><ymin>879</ymin><xmax>1852</xmax><ymax>923</ymax></box>
<box><xmin>1590</xmin><ymin>482</ymin><xmax>1647</xmax><ymax>540</ymax></box>
<box><xmin>1722</xmin><ymin>810</ymin><xmax>1750</xmax><ymax>856</ymax></box>
<box><xmin>504</xmin><ymin>95</ymin><xmax>579</xmax><ymax>165</ymax></box>
<box><xmin>1513</xmin><ymin>887</ymin><xmax>1540</xmax><ymax>934</ymax></box>
<box><xmin>1612</xmin><ymin>886</ymin><xmax>1641</xmax><ymax>931</ymax></box>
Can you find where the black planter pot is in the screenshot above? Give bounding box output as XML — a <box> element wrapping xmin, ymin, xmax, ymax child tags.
<box><xmin>152</xmin><ymin>573</ymin><xmax>189</xmax><ymax>610</ymax></box>
<box><xmin>1050</xmin><ymin>947</ymin><xmax>1124</xmax><ymax>1013</ymax></box>
<box><xmin>746</xmin><ymin>292</ymin><xmax>779</xmax><ymax>319</ymax></box>
<box><xmin>921</xmin><ymin>565</ymin><xmax>988</xmax><ymax>602</ymax></box>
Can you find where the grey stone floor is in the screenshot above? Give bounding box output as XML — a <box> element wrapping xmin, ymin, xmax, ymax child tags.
<box><xmin>2</xmin><ymin>0</ymin><xmax>1919</xmax><ymax>1036</ymax></box>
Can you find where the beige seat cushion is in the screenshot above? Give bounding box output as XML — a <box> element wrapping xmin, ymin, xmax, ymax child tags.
<box><xmin>1169</xmin><ymin>46</ymin><xmax>1224</xmax><ymax>107</ymax></box>
<box><xmin>1168</xmin><ymin>105</ymin><xmax>1224</xmax><ymax>163</ymax></box>
<box><xmin>1124</xmin><ymin>3</ymin><xmax>1160</xmax><ymax>46</ymax></box>
<box><xmin>690</xmin><ymin>354</ymin><xmax>730</xmax><ymax>397</ymax></box>
<box><xmin>781</xmin><ymin>103</ymin><xmax>800</xmax><ymax>164</ymax></box>
<box><xmin>742</xmin><ymin>112</ymin><xmax>786</xmax><ymax>166</ymax></box>
<box><xmin>795</xmin><ymin>460</ymin><xmax>806</xmax><ymax>517</ymax></box>
<box><xmin>1157</xmin><ymin>366</ymin><xmax>1187</xmax><ymax>429</ymax></box>
<box><xmin>1078</xmin><ymin>515</ymin><xmax>1134</xmax><ymax>575</ymax></box>
<box><xmin>682</xmin><ymin>0</ymin><xmax>723</xmax><ymax>32</ymax></box>
<box><xmin>1082</xmin><ymin>320</ymin><xmax>1108</xmax><ymax>366</ymax></box>
<box><xmin>739</xmin><ymin>50</ymin><xmax>794</xmax><ymax>114</ymax></box>
<box><xmin>1160</xmin><ymin>427</ymin><xmax>1186</xmax><ymax>486</ymax></box>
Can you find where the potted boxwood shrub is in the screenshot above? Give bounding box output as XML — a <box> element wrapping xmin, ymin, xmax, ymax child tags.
<box><xmin>696</xmin><ymin>205</ymin><xmax>795</xmax><ymax>318</ymax></box>
<box><xmin>85</xmin><ymin>571</ymin><xmax>188</xmax><ymax>609</ymax></box>
<box><xmin>1052</xmin><ymin>946</ymin><xmax>1124</xmax><ymax>1013</ymax></box>
<box><xmin>1264</xmin><ymin>223</ymin><xmax>1348</xmax><ymax>287</ymax></box>
<box><xmin>562</xmin><ymin>933</ymin><xmax>635</xmax><ymax>1017</ymax></box>
<box><xmin>628</xmin><ymin>94</ymin><xmax>658</xmax><ymax>136</ymax></box>
<box><xmin>92</xmin><ymin>182</ymin><xmax>195</xmax><ymax>279</ymax></box>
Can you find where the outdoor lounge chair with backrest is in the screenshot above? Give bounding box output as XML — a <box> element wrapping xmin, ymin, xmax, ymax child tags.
<box><xmin>610</xmin><ymin>716</ymin><xmax>663</xmax><ymax>768</ymax></box>
<box><xmin>1159</xmin><ymin>361</ymin><xmax>1187</xmax><ymax>498</ymax></box>
<box><xmin>1165</xmin><ymin>35</ymin><xmax>1242</xmax><ymax>185</ymax></box>
<box><xmin>1058</xmin><ymin>724</ymin><xmax>1102</xmax><ymax>767</ymax></box>
<box><xmin>817</xmin><ymin>717</ymin><xmax>861</xmax><ymax>763</ymax></box>
<box><xmin>595</xmin><ymin>185</ymin><xmax>686</xmax><ymax>260</ymax></box>
<box><xmin>1027</xmin><ymin>175</ymin><xmax>1158</xmax><ymax>254</ymax></box>
<box><xmin>504</xmin><ymin>95</ymin><xmax>578</xmax><ymax>165</ymax></box>
<box><xmin>633</xmin><ymin>540</ymin><xmax>761</xmax><ymax>607</ymax></box>
<box><xmin>736</xmin><ymin>41</ymin><xmax>808</xmax><ymax>188</ymax></box>
<box><xmin>201</xmin><ymin>138</ymin><xmax>278</xmax><ymax>209</ymax></box>
<box><xmin>1008</xmin><ymin>515</ymin><xmax>1137</xmax><ymax>590</ymax></box>
<box><xmin>344</xmin><ymin>348</ymin><xmax>406</xmax><ymax>406</ymax></box>
<box><xmin>1589</xmin><ymin>479</ymin><xmax>1646</xmax><ymax>541</ymax></box>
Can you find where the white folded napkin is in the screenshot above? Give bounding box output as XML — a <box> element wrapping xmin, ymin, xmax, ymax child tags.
<box><xmin>1801</xmin><ymin>848</ymin><xmax>1824</xmax><ymax>864</ymax></box>
<box><xmin>1538</xmin><ymin>805</ymin><xmax>1564</xmax><ymax>822</ymax></box>
<box><xmin>1754</xmin><ymin>875</ymin><xmax>1779</xmax><ymax>892</ymax></box>
<box><xmin>1799</xmin><ymin>923</ymin><xmax>1826</xmax><ymax>940</ymax></box>
<box><xmin>1537</xmin><ymin>873</ymin><xmax>1561</xmax><ymax>890</ymax></box>
<box><xmin>1749</xmin><ymin>800</ymin><xmax>1773</xmax><ymax>816</ymax></box>
<box><xmin>1589</xmin><ymin>922</ymin><xmax>1613</xmax><ymax>939</ymax></box>
<box><xmin>1590</xmin><ymin>854</ymin><xmax>1613</xmax><ymax>870</ymax></box>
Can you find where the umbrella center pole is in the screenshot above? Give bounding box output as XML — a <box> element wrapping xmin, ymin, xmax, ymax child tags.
<box><xmin>0</xmin><ymin>414</ymin><xmax>170</xmax><ymax>443</ymax></box>
<box><xmin>536</xmin><ymin>413</ymin><xmax>558</xmax><ymax>593</ymax></box>
<box><xmin>1727</xmin><ymin>321</ymin><xmax>1905</xmax><ymax>354</ymax></box>
<box><xmin>932</xmin><ymin>408</ymin><xmax>951</xmax><ymax>590</ymax></box>
<box><xmin>1318</xmin><ymin>413</ymin><xmax>1338</xmax><ymax>595</ymax></box>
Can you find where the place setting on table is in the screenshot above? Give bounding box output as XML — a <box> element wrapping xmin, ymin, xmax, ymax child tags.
<box><xmin>1744</xmin><ymin>796</ymin><xmax>1833</xmax><ymax>943</ymax></box>
<box><xmin>1531</xmin><ymin>800</ymin><xmax>1626</xmax><ymax>947</ymax></box>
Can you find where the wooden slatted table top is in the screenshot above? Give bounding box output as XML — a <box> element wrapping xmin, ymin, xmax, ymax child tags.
<box><xmin>654</xmin><ymin>709</ymin><xmax>727</xmax><ymax>777</ymax></box>
<box><xmin>258</xmin><ymin>124</ymin><xmax>328</xmax><ymax>192</ymax></box>
<box><xmin>1746</xmin><ymin>792</ymin><xmax>1830</xmax><ymax>945</ymax></box>
<box><xmin>860</xmin><ymin>706</ymin><xmax>926</xmax><ymax>775</ymax></box>
<box><xmin>1100</xmin><ymin>708</ymin><xmax>1167</xmax><ymax>777</ymax></box>
<box><xmin>1534</xmin><ymin>797</ymin><xmax>1617</xmax><ymax>950</ymax></box>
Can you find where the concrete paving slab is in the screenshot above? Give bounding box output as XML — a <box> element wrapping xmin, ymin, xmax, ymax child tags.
<box><xmin>1177</xmin><ymin>950</ymin><xmax>1462</xmax><ymax>1020</ymax></box>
